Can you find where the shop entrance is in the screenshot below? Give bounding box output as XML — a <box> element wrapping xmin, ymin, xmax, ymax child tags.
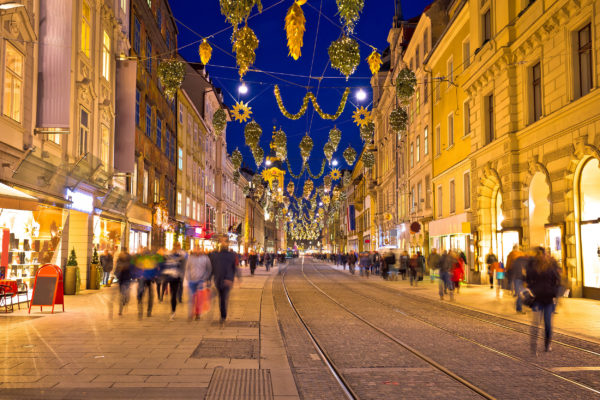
<box><xmin>578</xmin><ymin>158</ymin><xmax>600</xmax><ymax>298</ymax></box>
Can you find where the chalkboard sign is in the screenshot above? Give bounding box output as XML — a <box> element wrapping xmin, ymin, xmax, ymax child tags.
<box><xmin>30</xmin><ymin>276</ymin><xmax>57</xmax><ymax>306</ymax></box>
<box><xmin>29</xmin><ymin>264</ymin><xmax>64</xmax><ymax>314</ymax></box>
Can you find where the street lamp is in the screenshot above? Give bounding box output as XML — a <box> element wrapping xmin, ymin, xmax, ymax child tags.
<box><xmin>265</xmin><ymin>159</ymin><xmax>272</xmax><ymax>166</ymax></box>
<box><xmin>238</xmin><ymin>82</ymin><xmax>248</xmax><ymax>95</ymax></box>
<box><xmin>332</xmin><ymin>159</ymin><xmax>339</xmax><ymax>166</ymax></box>
<box><xmin>356</xmin><ymin>88</ymin><xmax>367</xmax><ymax>102</ymax></box>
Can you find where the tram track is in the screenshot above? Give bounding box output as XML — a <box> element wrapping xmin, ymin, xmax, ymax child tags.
<box><xmin>307</xmin><ymin>261</ymin><xmax>600</xmax><ymax>397</ymax></box>
<box><xmin>281</xmin><ymin>258</ymin><xmax>496</xmax><ymax>400</ymax></box>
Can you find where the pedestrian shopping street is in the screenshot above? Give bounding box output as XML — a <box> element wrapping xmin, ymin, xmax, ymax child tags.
<box><xmin>2</xmin><ymin>258</ymin><xmax>600</xmax><ymax>399</ymax></box>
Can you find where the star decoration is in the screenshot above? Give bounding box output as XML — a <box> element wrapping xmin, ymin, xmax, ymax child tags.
<box><xmin>232</xmin><ymin>101</ymin><xmax>252</xmax><ymax>123</ymax></box>
<box><xmin>330</xmin><ymin>169</ymin><xmax>342</xmax><ymax>180</ymax></box>
<box><xmin>353</xmin><ymin>106</ymin><xmax>372</xmax><ymax>127</ymax></box>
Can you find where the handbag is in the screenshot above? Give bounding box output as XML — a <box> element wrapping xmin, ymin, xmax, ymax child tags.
<box><xmin>520</xmin><ymin>288</ymin><xmax>535</xmax><ymax>307</ymax></box>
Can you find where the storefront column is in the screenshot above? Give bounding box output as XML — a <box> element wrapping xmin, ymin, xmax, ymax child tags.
<box><xmin>65</xmin><ymin>210</ymin><xmax>93</xmax><ymax>290</ymax></box>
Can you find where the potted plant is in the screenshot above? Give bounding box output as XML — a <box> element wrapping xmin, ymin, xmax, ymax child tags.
<box><xmin>90</xmin><ymin>248</ymin><xmax>102</xmax><ymax>290</ymax></box>
<box><xmin>64</xmin><ymin>248</ymin><xmax>80</xmax><ymax>295</ymax></box>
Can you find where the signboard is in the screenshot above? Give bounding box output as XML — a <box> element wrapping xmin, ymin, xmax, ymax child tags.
<box><xmin>29</xmin><ymin>264</ymin><xmax>64</xmax><ymax>314</ymax></box>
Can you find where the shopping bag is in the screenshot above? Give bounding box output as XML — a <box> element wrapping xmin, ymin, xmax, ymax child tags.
<box><xmin>201</xmin><ymin>287</ymin><xmax>211</xmax><ymax>313</ymax></box>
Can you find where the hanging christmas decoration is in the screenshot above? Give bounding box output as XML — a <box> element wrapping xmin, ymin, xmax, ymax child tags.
<box><xmin>328</xmin><ymin>126</ymin><xmax>342</xmax><ymax>150</ymax></box>
<box><xmin>332</xmin><ymin>186</ymin><xmax>341</xmax><ymax>200</ymax></box>
<box><xmin>352</xmin><ymin>106</ymin><xmax>371</xmax><ymax>127</ymax></box>
<box><xmin>212</xmin><ymin>108</ymin><xmax>227</xmax><ymax>136</ymax></box>
<box><xmin>306</xmin><ymin>160</ymin><xmax>326</xmax><ymax>179</ymax></box>
<box><xmin>362</xmin><ymin>150</ymin><xmax>375</xmax><ymax>169</ymax></box>
<box><xmin>232</xmin><ymin>25</ymin><xmax>259</xmax><ymax>79</ymax></box>
<box><xmin>299</xmin><ymin>134</ymin><xmax>313</xmax><ymax>162</ymax></box>
<box><xmin>343</xmin><ymin>144</ymin><xmax>357</xmax><ymax>165</ymax></box>
<box><xmin>328</xmin><ymin>36</ymin><xmax>360</xmax><ymax>79</ymax></box>
<box><xmin>157</xmin><ymin>59</ymin><xmax>185</xmax><ymax>101</ymax></box>
<box><xmin>252</xmin><ymin>173</ymin><xmax>263</xmax><ymax>187</ymax></box>
<box><xmin>396</xmin><ymin>67</ymin><xmax>417</xmax><ymax>102</ymax></box>
<box><xmin>274</xmin><ymin>85</ymin><xmax>350</xmax><ymax>120</ymax></box>
<box><xmin>244</xmin><ymin>120</ymin><xmax>262</xmax><ymax>149</ymax></box>
<box><xmin>389</xmin><ymin>106</ymin><xmax>408</xmax><ymax>133</ymax></box>
<box><xmin>322</xmin><ymin>195</ymin><xmax>330</xmax><ymax>205</ymax></box>
<box><xmin>323</xmin><ymin>175</ymin><xmax>332</xmax><ymax>189</ymax></box>
<box><xmin>287</xmin><ymin>181</ymin><xmax>295</xmax><ymax>196</ymax></box>
<box><xmin>219</xmin><ymin>0</ymin><xmax>263</xmax><ymax>32</ymax></box>
<box><xmin>199</xmin><ymin>39</ymin><xmax>213</xmax><ymax>65</ymax></box>
<box><xmin>273</xmin><ymin>128</ymin><xmax>287</xmax><ymax>160</ymax></box>
<box><xmin>330</xmin><ymin>169</ymin><xmax>342</xmax><ymax>180</ymax></box>
<box><xmin>343</xmin><ymin>171</ymin><xmax>351</xmax><ymax>185</ymax></box>
<box><xmin>284</xmin><ymin>0</ymin><xmax>306</xmax><ymax>61</ymax></box>
<box><xmin>323</xmin><ymin>142</ymin><xmax>335</xmax><ymax>163</ymax></box>
<box><xmin>252</xmin><ymin>146</ymin><xmax>264</xmax><ymax>168</ymax></box>
<box><xmin>367</xmin><ymin>49</ymin><xmax>382</xmax><ymax>76</ymax></box>
<box><xmin>336</xmin><ymin>0</ymin><xmax>364</xmax><ymax>34</ymax></box>
<box><xmin>232</xmin><ymin>101</ymin><xmax>252</xmax><ymax>122</ymax></box>
<box><xmin>286</xmin><ymin>160</ymin><xmax>306</xmax><ymax>179</ymax></box>
<box><xmin>359</xmin><ymin>121</ymin><xmax>375</xmax><ymax>143</ymax></box>
<box><xmin>231</xmin><ymin>148</ymin><xmax>243</xmax><ymax>170</ymax></box>
<box><xmin>233</xmin><ymin>170</ymin><xmax>241</xmax><ymax>183</ymax></box>
<box><xmin>283</xmin><ymin>196</ymin><xmax>290</xmax><ymax>208</ymax></box>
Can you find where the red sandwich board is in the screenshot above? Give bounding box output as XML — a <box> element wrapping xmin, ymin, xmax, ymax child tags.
<box><xmin>29</xmin><ymin>264</ymin><xmax>64</xmax><ymax>314</ymax></box>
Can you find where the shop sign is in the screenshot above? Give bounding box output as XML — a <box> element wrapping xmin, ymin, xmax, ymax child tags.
<box><xmin>65</xmin><ymin>189</ymin><xmax>93</xmax><ymax>214</ymax></box>
<box><xmin>228</xmin><ymin>232</ymin><xmax>238</xmax><ymax>242</ymax></box>
<box><xmin>410</xmin><ymin>222</ymin><xmax>421</xmax><ymax>234</ymax></box>
<box><xmin>185</xmin><ymin>226</ymin><xmax>204</xmax><ymax>238</ymax></box>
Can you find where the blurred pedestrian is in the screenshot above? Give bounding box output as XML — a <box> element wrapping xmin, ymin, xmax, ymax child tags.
<box><xmin>359</xmin><ymin>252</ymin><xmax>370</xmax><ymax>278</ymax></box>
<box><xmin>417</xmin><ymin>251</ymin><xmax>425</xmax><ymax>282</ymax></box>
<box><xmin>506</xmin><ymin>244</ymin><xmax>521</xmax><ymax>295</ymax></box>
<box><xmin>526</xmin><ymin>247</ymin><xmax>561</xmax><ymax>353</ymax></box>
<box><xmin>186</xmin><ymin>247</ymin><xmax>212</xmax><ymax>321</ymax></box>
<box><xmin>114</xmin><ymin>248</ymin><xmax>132</xmax><ymax>316</ymax></box>
<box><xmin>209</xmin><ymin>236</ymin><xmax>239</xmax><ymax>325</ymax></box>
<box><xmin>249</xmin><ymin>250</ymin><xmax>258</xmax><ymax>276</ymax></box>
<box><xmin>133</xmin><ymin>247</ymin><xmax>161</xmax><ymax>319</ymax></box>
<box><xmin>409</xmin><ymin>253</ymin><xmax>418</xmax><ymax>286</ymax></box>
<box><xmin>494</xmin><ymin>259</ymin><xmax>506</xmax><ymax>298</ymax></box>
<box><xmin>439</xmin><ymin>250</ymin><xmax>455</xmax><ymax>300</ymax></box>
<box><xmin>100</xmin><ymin>249</ymin><xmax>113</xmax><ymax>286</ymax></box>
<box><xmin>348</xmin><ymin>251</ymin><xmax>356</xmax><ymax>275</ymax></box>
<box><xmin>486</xmin><ymin>249</ymin><xmax>498</xmax><ymax>289</ymax></box>
<box><xmin>451</xmin><ymin>251</ymin><xmax>464</xmax><ymax>294</ymax></box>
<box><xmin>160</xmin><ymin>243</ymin><xmax>186</xmax><ymax>321</ymax></box>
<box><xmin>428</xmin><ymin>248</ymin><xmax>441</xmax><ymax>282</ymax></box>
<box><xmin>511</xmin><ymin>251</ymin><xmax>530</xmax><ymax>314</ymax></box>
<box><xmin>400</xmin><ymin>251</ymin><xmax>409</xmax><ymax>280</ymax></box>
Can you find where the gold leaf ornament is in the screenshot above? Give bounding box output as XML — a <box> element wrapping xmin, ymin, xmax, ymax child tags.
<box><xmin>232</xmin><ymin>101</ymin><xmax>252</xmax><ymax>122</ymax></box>
<box><xmin>367</xmin><ymin>49</ymin><xmax>382</xmax><ymax>75</ymax></box>
<box><xmin>352</xmin><ymin>106</ymin><xmax>371</xmax><ymax>127</ymax></box>
<box><xmin>199</xmin><ymin>39</ymin><xmax>213</xmax><ymax>65</ymax></box>
<box><xmin>285</xmin><ymin>0</ymin><xmax>307</xmax><ymax>60</ymax></box>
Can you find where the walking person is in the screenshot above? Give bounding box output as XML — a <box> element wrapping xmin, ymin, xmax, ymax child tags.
<box><xmin>400</xmin><ymin>251</ymin><xmax>409</xmax><ymax>280</ymax></box>
<box><xmin>486</xmin><ymin>249</ymin><xmax>498</xmax><ymax>289</ymax></box>
<box><xmin>438</xmin><ymin>250</ymin><xmax>455</xmax><ymax>300</ymax></box>
<box><xmin>506</xmin><ymin>244</ymin><xmax>521</xmax><ymax>295</ymax></box>
<box><xmin>494</xmin><ymin>260</ymin><xmax>506</xmax><ymax>298</ymax></box>
<box><xmin>100</xmin><ymin>249</ymin><xmax>113</xmax><ymax>286</ymax></box>
<box><xmin>186</xmin><ymin>247</ymin><xmax>212</xmax><ymax>321</ymax></box>
<box><xmin>526</xmin><ymin>247</ymin><xmax>562</xmax><ymax>354</ymax></box>
<box><xmin>249</xmin><ymin>250</ymin><xmax>258</xmax><ymax>276</ymax></box>
<box><xmin>428</xmin><ymin>248</ymin><xmax>441</xmax><ymax>282</ymax></box>
<box><xmin>348</xmin><ymin>251</ymin><xmax>356</xmax><ymax>275</ymax></box>
<box><xmin>359</xmin><ymin>252</ymin><xmax>370</xmax><ymax>278</ymax></box>
<box><xmin>114</xmin><ymin>248</ymin><xmax>132</xmax><ymax>316</ymax></box>
<box><xmin>409</xmin><ymin>253</ymin><xmax>418</xmax><ymax>286</ymax></box>
<box><xmin>450</xmin><ymin>252</ymin><xmax>464</xmax><ymax>294</ymax></box>
<box><xmin>417</xmin><ymin>251</ymin><xmax>425</xmax><ymax>282</ymax></box>
<box><xmin>209</xmin><ymin>236</ymin><xmax>239</xmax><ymax>326</ymax></box>
<box><xmin>160</xmin><ymin>243</ymin><xmax>186</xmax><ymax>321</ymax></box>
<box><xmin>133</xmin><ymin>247</ymin><xmax>161</xmax><ymax>319</ymax></box>
<box><xmin>172</xmin><ymin>242</ymin><xmax>187</xmax><ymax>304</ymax></box>
<box><xmin>511</xmin><ymin>251</ymin><xmax>530</xmax><ymax>314</ymax></box>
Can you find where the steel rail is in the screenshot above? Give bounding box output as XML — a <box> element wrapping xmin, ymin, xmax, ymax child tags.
<box><xmin>295</xmin><ymin>259</ymin><xmax>496</xmax><ymax>400</ymax></box>
<box><xmin>312</xmin><ymin>262</ymin><xmax>600</xmax><ymax>397</ymax></box>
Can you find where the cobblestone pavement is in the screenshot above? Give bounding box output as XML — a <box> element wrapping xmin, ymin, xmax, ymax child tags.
<box><xmin>281</xmin><ymin>258</ymin><xmax>600</xmax><ymax>399</ymax></box>
<box><xmin>0</xmin><ymin>265</ymin><xmax>298</xmax><ymax>400</ymax></box>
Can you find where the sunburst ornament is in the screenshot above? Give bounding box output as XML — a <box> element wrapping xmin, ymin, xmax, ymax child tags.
<box><xmin>352</xmin><ymin>106</ymin><xmax>371</xmax><ymax>127</ymax></box>
<box><xmin>330</xmin><ymin>169</ymin><xmax>342</xmax><ymax>180</ymax></box>
<box><xmin>232</xmin><ymin>101</ymin><xmax>252</xmax><ymax>123</ymax></box>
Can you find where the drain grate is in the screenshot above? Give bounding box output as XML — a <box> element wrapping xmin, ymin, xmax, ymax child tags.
<box><xmin>191</xmin><ymin>339</ymin><xmax>259</xmax><ymax>359</ymax></box>
<box><xmin>205</xmin><ymin>368</ymin><xmax>273</xmax><ymax>400</ymax></box>
<box><xmin>210</xmin><ymin>320</ymin><xmax>259</xmax><ymax>328</ymax></box>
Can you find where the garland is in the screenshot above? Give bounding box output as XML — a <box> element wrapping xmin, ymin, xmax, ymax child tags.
<box><xmin>232</xmin><ymin>25</ymin><xmax>259</xmax><ymax>79</ymax></box>
<box><xmin>158</xmin><ymin>59</ymin><xmax>185</xmax><ymax>101</ymax></box>
<box><xmin>328</xmin><ymin>36</ymin><xmax>360</xmax><ymax>79</ymax></box>
<box><xmin>212</xmin><ymin>108</ymin><xmax>227</xmax><ymax>136</ymax></box>
<box><xmin>274</xmin><ymin>85</ymin><xmax>350</xmax><ymax>120</ymax></box>
<box><xmin>306</xmin><ymin>159</ymin><xmax>326</xmax><ymax>179</ymax></box>
<box><xmin>286</xmin><ymin>160</ymin><xmax>306</xmax><ymax>179</ymax></box>
<box><xmin>285</xmin><ymin>0</ymin><xmax>306</xmax><ymax>60</ymax></box>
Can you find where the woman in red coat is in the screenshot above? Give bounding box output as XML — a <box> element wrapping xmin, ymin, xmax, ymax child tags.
<box><xmin>451</xmin><ymin>251</ymin><xmax>464</xmax><ymax>294</ymax></box>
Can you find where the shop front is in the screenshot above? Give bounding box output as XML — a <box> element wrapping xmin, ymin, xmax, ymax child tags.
<box><xmin>429</xmin><ymin>212</ymin><xmax>475</xmax><ymax>282</ymax></box>
<box><xmin>93</xmin><ymin>214</ymin><xmax>124</xmax><ymax>254</ymax></box>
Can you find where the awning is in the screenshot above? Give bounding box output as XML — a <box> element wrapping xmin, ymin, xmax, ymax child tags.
<box><xmin>429</xmin><ymin>212</ymin><xmax>472</xmax><ymax>237</ymax></box>
<box><xmin>0</xmin><ymin>182</ymin><xmax>38</xmax><ymax>210</ymax></box>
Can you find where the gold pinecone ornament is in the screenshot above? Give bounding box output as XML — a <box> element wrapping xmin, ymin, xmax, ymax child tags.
<box><xmin>328</xmin><ymin>36</ymin><xmax>360</xmax><ymax>79</ymax></box>
<box><xmin>158</xmin><ymin>59</ymin><xmax>185</xmax><ymax>101</ymax></box>
<box><xmin>336</xmin><ymin>0</ymin><xmax>364</xmax><ymax>34</ymax></box>
<box><xmin>231</xmin><ymin>148</ymin><xmax>243</xmax><ymax>170</ymax></box>
<box><xmin>244</xmin><ymin>120</ymin><xmax>262</xmax><ymax>150</ymax></box>
<box><xmin>329</xmin><ymin>126</ymin><xmax>342</xmax><ymax>150</ymax></box>
<box><xmin>285</xmin><ymin>0</ymin><xmax>307</xmax><ymax>60</ymax></box>
<box><xmin>212</xmin><ymin>108</ymin><xmax>227</xmax><ymax>136</ymax></box>
<box><xmin>220</xmin><ymin>0</ymin><xmax>263</xmax><ymax>31</ymax></box>
<box><xmin>299</xmin><ymin>134</ymin><xmax>313</xmax><ymax>163</ymax></box>
<box><xmin>343</xmin><ymin>145</ymin><xmax>357</xmax><ymax>165</ymax></box>
<box><xmin>233</xmin><ymin>25</ymin><xmax>259</xmax><ymax>79</ymax></box>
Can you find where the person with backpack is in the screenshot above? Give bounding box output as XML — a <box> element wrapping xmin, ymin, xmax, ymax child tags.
<box><xmin>486</xmin><ymin>249</ymin><xmax>498</xmax><ymax>289</ymax></box>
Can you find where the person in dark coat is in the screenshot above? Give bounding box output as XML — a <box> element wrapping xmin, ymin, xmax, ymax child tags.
<box><xmin>209</xmin><ymin>236</ymin><xmax>239</xmax><ymax>324</ymax></box>
<box><xmin>100</xmin><ymin>249</ymin><xmax>113</xmax><ymax>286</ymax></box>
<box><xmin>526</xmin><ymin>247</ymin><xmax>562</xmax><ymax>353</ymax></box>
<box><xmin>114</xmin><ymin>248</ymin><xmax>132</xmax><ymax>316</ymax></box>
<box><xmin>249</xmin><ymin>251</ymin><xmax>258</xmax><ymax>276</ymax></box>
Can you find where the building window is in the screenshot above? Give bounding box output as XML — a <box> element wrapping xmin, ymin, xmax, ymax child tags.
<box><xmin>576</xmin><ymin>24</ymin><xmax>592</xmax><ymax>98</ymax></box>
<box><xmin>423</xmin><ymin>29</ymin><xmax>429</xmax><ymax>55</ymax></box>
<box><xmin>130</xmin><ymin>162</ymin><xmax>138</xmax><ymax>196</ymax></box>
<box><xmin>146</xmin><ymin>39</ymin><xmax>152</xmax><ymax>72</ymax></box>
<box><xmin>100</xmin><ymin>125</ymin><xmax>110</xmax><ymax>170</ymax></box>
<box><xmin>416</xmin><ymin>136</ymin><xmax>420</xmax><ymax>163</ymax></box>
<box><xmin>447</xmin><ymin>57</ymin><xmax>453</xmax><ymax>88</ymax></box>
<box><xmin>170</xmin><ymin>133</ymin><xmax>175</xmax><ymax>163</ymax></box>
<box><xmin>410</xmin><ymin>142</ymin><xmax>414</xmax><ymax>168</ymax></box>
<box><xmin>415</xmin><ymin>89</ymin><xmax>420</xmax><ymax>115</ymax></box>
<box><xmin>463</xmin><ymin>40</ymin><xmax>470</xmax><ymax>69</ymax></box>
<box><xmin>417</xmin><ymin>182</ymin><xmax>423</xmax><ymax>211</ymax></box>
<box><xmin>437</xmin><ymin>185</ymin><xmax>443</xmax><ymax>217</ymax></box>
<box><xmin>102</xmin><ymin>31</ymin><xmax>111</xmax><ymax>80</ymax></box>
<box><xmin>485</xmin><ymin>94</ymin><xmax>494</xmax><ymax>144</ymax></box>
<box><xmin>154</xmin><ymin>177</ymin><xmax>159</xmax><ymax>203</ymax></box>
<box><xmin>166</xmin><ymin>31</ymin><xmax>171</xmax><ymax>51</ymax></box>
<box><xmin>464</xmin><ymin>172</ymin><xmax>471</xmax><ymax>209</ymax></box>
<box><xmin>435</xmin><ymin>125</ymin><xmax>441</xmax><ymax>155</ymax></box>
<box><xmin>133</xmin><ymin>16</ymin><xmax>141</xmax><ymax>54</ymax></box>
<box><xmin>423</xmin><ymin>78</ymin><xmax>428</xmax><ymax>104</ymax></box>
<box><xmin>425</xmin><ymin>175</ymin><xmax>431</xmax><ymax>209</ymax></box>
<box><xmin>3</xmin><ymin>43</ymin><xmax>23</xmax><ymax>122</ymax></box>
<box><xmin>146</xmin><ymin>0</ymin><xmax>151</xmax><ymax>7</ymax></box>
<box><xmin>411</xmin><ymin>186</ymin><xmax>416</xmax><ymax>211</ymax></box>
<box><xmin>156</xmin><ymin>117</ymin><xmax>162</xmax><ymax>148</ymax></box>
<box><xmin>165</xmin><ymin>133</ymin><xmax>170</xmax><ymax>159</ymax></box>
<box><xmin>186</xmin><ymin>196</ymin><xmax>190</xmax><ymax>217</ymax></box>
<box><xmin>482</xmin><ymin>8</ymin><xmax>491</xmax><ymax>44</ymax></box>
<box><xmin>179</xmin><ymin>103</ymin><xmax>184</xmax><ymax>123</ymax></box>
<box><xmin>177</xmin><ymin>191</ymin><xmax>182</xmax><ymax>214</ymax></box>
<box><xmin>145</xmin><ymin>103</ymin><xmax>152</xmax><ymax>137</ymax></box>
<box><xmin>424</xmin><ymin>127</ymin><xmax>429</xmax><ymax>155</ymax></box>
<box><xmin>142</xmin><ymin>168</ymin><xmax>149</xmax><ymax>204</ymax></box>
<box><xmin>79</xmin><ymin>108</ymin><xmax>89</xmax><ymax>155</ymax></box>
<box><xmin>157</xmin><ymin>7</ymin><xmax>162</xmax><ymax>31</ymax></box>
<box><xmin>449</xmin><ymin>179</ymin><xmax>456</xmax><ymax>214</ymax></box>
<box><xmin>135</xmin><ymin>89</ymin><xmax>140</xmax><ymax>126</ymax></box>
<box><xmin>120</xmin><ymin>0</ymin><xmax>126</xmax><ymax>12</ymax></box>
<box><xmin>531</xmin><ymin>62</ymin><xmax>542</xmax><ymax>123</ymax></box>
<box><xmin>81</xmin><ymin>1</ymin><xmax>91</xmax><ymax>57</ymax></box>
<box><xmin>447</xmin><ymin>113</ymin><xmax>454</xmax><ymax>148</ymax></box>
<box><xmin>463</xmin><ymin>100</ymin><xmax>471</xmax><ymax>136</ymax></box>
<box><xmin>415</xmin><ymin>45</ymin><xmax>420</xmax><ymax>68</ymax></box>
<box><xmin>178</xmin><ymin>147</ymin><xmax>183</xmax><ymax>170</ymax></box>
